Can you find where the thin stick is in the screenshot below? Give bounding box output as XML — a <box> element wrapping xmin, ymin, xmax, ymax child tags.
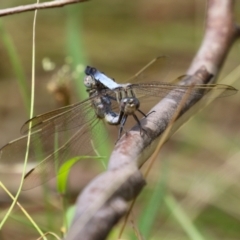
<box><xmin>0</xmin><ymin>0</ymin><xmax>88</xmax><ymax>17</ymax></box>
<box><xmin>0</xmin><ymin>1</ymin><xmax>39</xmax><ymax>232</ymax></box>
<box><xmin>0</xmin><ymin>181</ymin><xmax>47</xmax><ymax>238</ymax></box>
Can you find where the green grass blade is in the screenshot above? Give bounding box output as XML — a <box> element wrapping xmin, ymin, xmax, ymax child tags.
<box><xmin>164</xmin><ymin>193</ymin><xmax>206</xmax><ymax>240</ymax></box>
<box><xmin>0</xmin><ymin>20</ymin><xmax>30</xmax><ymax>111</ymax></box>
<box><xmin>65</xmin><ymin>5</ymin><xmax>111</xmax><ymax>162</ymax></box>
<box><xmin>65</xmin><ymin>5</ymin><xmax>87</xmax><ymax>99</ymax></box>
<box><xmin>137</xmin><ymin>161</ymin><xmax>168</xmax><ymax>239</ymax></box>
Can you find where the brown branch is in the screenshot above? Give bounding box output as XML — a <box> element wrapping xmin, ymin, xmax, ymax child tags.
<box><xmin>0</xmin><ymin>0</ymin><xmax>88</xmax><ymax>17</ymax></box>
<box><xmin>187</xmin><ymin>0</ymin><xmax>239</xmax><ymax>76</ymax></box>
<box><xmin>65</xmin><ymin>0</ymin><xmax>240</xmax><ymax>239</ymax></box>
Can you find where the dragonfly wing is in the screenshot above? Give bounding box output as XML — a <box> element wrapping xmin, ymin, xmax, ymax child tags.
<box><xmin>131</xmin><ymin>82</ymin><xmax>237</xmax><ymax>100</ymax></box>
<box><xmin>21</xmin><ymin>98</ymin><xmax>94</xmax><ymax>135</ymax></box>
<box><xmin>22</xmin><ymin>117</ymin><xmax>106</xmax><ymax>190</ymax></box>
<box><xmin>0</xmin><ymin>97</ymin><xmax>109</xmax><ymax>189</ymax></box>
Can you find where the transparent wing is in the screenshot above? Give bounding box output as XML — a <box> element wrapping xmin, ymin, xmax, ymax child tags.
<box><xmin>20</xmin><ymin>97</ymin><xmax>95</xmax><ymax>134</ymax></box>
<box><xmin>0</xmin><ymin>97</ymin><xmax>109</xmax><ymax>190</ymax></box>
<box><xmin>122</xmin><ymin>57</ymin><xmax>237</xmax><ymax>99</ymax></box>
<box><xmin>130</xmin><ymin>80</ymin><xmax>237</xmax><ymax>100</ymax></box>
<box><xmin>23</xmin><ymin>118</ymin><xmax>107</xmax><ymax>190</ymax></box>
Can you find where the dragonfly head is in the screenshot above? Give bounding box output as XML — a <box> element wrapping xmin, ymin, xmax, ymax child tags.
<box><xmin>120</xmin><ymin>97</ymin><xmax>140</xmax><ymax>115</ymax></box>
<box><xmin>84</xmin><ymin>75</ymin><xmax>97</xmax><ymax>89</ymax></box>
<box><xmin>84</xmin><ymin>66</ymin><xmax>98</xmax><ymax>89</ymax></box>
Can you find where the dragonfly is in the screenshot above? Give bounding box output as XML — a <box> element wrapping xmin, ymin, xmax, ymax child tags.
<box><xmin>0</xmin><ymin>57</ymin><xmax>237</xmax><ymax>190</ymax></box>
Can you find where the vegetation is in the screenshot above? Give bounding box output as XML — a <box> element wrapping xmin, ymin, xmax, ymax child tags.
<box><xmin>0</xmin><ymin>0</ymin><xmax>239</xmax><ymax>239</ymax></box>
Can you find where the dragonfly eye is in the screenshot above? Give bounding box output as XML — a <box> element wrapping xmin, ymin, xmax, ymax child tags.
<box><xmin>120</xmin><ymin>97</ymin><xmax>140</xmax><ymax>115</ymax></box>
<box><xmin>84</xmin><ymin>75</ymin><xmax>96</xmax><ymax>89</ymax></box>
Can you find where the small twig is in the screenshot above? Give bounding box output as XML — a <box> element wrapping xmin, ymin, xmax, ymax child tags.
<box><xmin>0</xmin><ymin>0</ymin><xmax>88</xmax><ymax>17</ymax></box>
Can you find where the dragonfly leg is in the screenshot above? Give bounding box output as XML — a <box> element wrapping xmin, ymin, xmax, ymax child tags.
<box><xmin>137</xmin><ymin>108</ymin><xmax>147</xmax><ymax>117</ymax></box>
<box><xmin>137</xmin><ymin>109</ymin><xmax>156</xmax><ymax>118</ymax></box>
<box><xmin>132</xmin><ymin>113</ymin><xmax>148</xmax><ymax>137</ymax></box>
<box><xmin>146</xmin><ymin>110</ymin><xmax>156</xmax><ymax>117</ymax></box>
<box><xmin>117</xmin><ymin>114</ymin><xmax>128</xmax><ymax>141</ymax></box>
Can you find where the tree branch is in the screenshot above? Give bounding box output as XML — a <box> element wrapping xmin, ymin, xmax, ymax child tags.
<box><xmin>0</xmin><ymin>0</ymin><xmax>88</xmax><ymax>17</ymax></box>
<box><xmin>65</xmin><ymin>0</ymin><xmax>240</xmax><ymax>239</ymax></box>
<box><xmin>187</xmin><ymin>0</ymin><xmax>240</xmax><ymax>75</ymax></box>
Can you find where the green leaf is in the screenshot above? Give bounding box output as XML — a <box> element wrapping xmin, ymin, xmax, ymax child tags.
<box><xmin>66</xmin><ymin>205</ymin><xmax>76</xmax><ymax>229</ymax></box>
<box><xmin>57</xmin><ymin>155</ymin><xmax>104</xmax><ymax>194</ymax></box>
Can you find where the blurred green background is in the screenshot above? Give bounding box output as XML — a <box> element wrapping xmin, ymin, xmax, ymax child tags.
<box><xmin>0</xmin><ymin>0</ymin><xmax>240</xmax><ymax>239</ymax></box>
